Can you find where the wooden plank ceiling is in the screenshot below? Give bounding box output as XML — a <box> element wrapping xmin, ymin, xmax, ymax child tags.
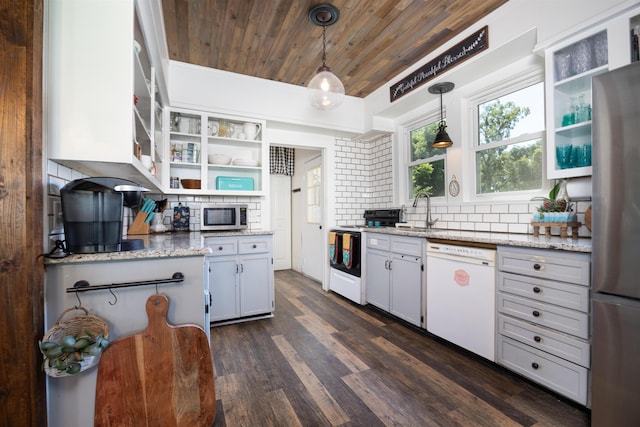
<box><xmin>161</xmin><ymin>0</ymin><xmax>508</xmax><ymax>98</ymax></box>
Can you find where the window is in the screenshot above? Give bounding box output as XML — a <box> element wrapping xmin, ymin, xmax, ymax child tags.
<box><xmin>306</xmin><ymin>165</ymin><xmax>321</xmax><ymax>223</ymax></box>
<box><xmin>475</xmin><ymin>81</ymin><xmax>545</xmax><ymax>195</ymax></box>
<box><xmin>408</xmin><ymin>120</ymin><xmax>446</xmax><ymax>197</ymax></box>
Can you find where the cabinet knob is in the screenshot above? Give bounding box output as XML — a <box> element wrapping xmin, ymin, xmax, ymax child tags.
<box><xmin>532</xmin><ymin>310</ymin><xmax>541</xmax><ymax>317</ymax></box>
<box><xmin>252</xmin><ymin>244</ymin><xmax>257</xmax><ymax>248</ymax></box>
<box><xmin>218</xmin><ymin>246</ymin><xmax>223</xmax><ymax>251</ymax></box>
<box><xmin>533</xmin><ymin>286</ymin><xmax>541</xmax><ymax>293</ymax></box>
<box><xmin>534</xmin><ymin>335</ymin><xmax>542</xmax><ymax>343</ymax></box>
<box><xmin>531</xmin><ymin>362</ymin><xmax>540</xmax><ymax>370</ymax></box>
<box><xmin>533</xmin><ymin>263</ymin><xmax>542</xmax><ymax>270</ymax></box>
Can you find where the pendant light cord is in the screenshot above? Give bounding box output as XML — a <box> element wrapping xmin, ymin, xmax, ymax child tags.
<box><xmin>322</xmin><ymin>25</ymin><xmax>327</xmax><ymax>68</ymax></box>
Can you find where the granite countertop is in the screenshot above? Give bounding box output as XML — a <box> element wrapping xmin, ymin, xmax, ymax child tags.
<box><xmin>361</xmin><ymin>227</ymin><xmax>592</xmax><ymax>253</ymax></box>
<box><xmin>45</xmin><ymin>226</ymin><xmax>590</xmax><ymax>266</ymax></box>
<box><xmin>44</xmin><ymin>230</ymin><xmax>274</xmax><ymax>265</ymax></box>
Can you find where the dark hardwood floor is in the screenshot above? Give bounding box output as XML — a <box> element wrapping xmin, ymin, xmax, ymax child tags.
<box><xmin>210</xmin><ymin>270</ymin><xmax>590</xmax><ymax>426</ymax></box>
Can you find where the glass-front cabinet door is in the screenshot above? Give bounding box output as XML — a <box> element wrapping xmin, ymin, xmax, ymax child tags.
<box><xmin>165</xmin><ymin>108</ymin><xmax>267</xmax><ymax>195</ymax></box>
<box><xmin>544</xmin><ymin>6</ymin><xmax>640</xmax><ymax>180</ymax></box>
<box><xmin>545</xmin><ymin>29</ymin><xmax>608</xmax><ymax>179</ymax></box>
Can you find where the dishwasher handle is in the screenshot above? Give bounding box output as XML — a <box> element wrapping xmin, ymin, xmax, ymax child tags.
<box><xmin>427</xmin><ymin>251</ymin><xmax>495</xmax><ymax>267</ymax></box>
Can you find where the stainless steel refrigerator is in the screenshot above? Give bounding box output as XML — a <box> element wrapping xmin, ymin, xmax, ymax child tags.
<box><xmin>591</xmin><ymin>60</ymin><xmax>640</xmax><ymax>426</ymax></box>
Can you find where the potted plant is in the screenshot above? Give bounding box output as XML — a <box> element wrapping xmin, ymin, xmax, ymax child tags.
<box><xmin>532</xmin><ymin>181</ymin><xmax>575</xmax><ymax>222</ymax></box>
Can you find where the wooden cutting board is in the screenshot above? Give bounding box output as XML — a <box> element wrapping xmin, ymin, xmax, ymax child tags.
<box><xmin>95</xmin><ymin>294</ymin><xmax>216</xmax><ymax>426</ymax></box>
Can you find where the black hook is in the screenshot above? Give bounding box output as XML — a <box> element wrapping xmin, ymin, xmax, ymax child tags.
<box><xmin>74</xmin><ymin>290</ymin><xmax>82</xmax><ymax>308</ymax></box>
<box><xmin>108</xmin><ymin>288</ymin><xmax>118</xmax><ymax>306</ymax></box>
<box><xmin>72</xmin><ymin>280</ymin><xmax>89</xmax><ymax>307</ymax></box>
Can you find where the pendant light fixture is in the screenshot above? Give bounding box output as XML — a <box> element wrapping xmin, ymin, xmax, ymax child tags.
<box><xmin>428</xmin><ymin>82</ymin><xmax>455</xmax><ymax>148</ymax></box>
<box><xmin>307</xmin><ymin>4</ymin><xmax>344</xmax><ymax>110</ymax></box>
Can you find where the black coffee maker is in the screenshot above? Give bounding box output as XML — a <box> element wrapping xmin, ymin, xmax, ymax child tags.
<box><xmin>60</xmin><ymin>177</ymin><xmax>148</xmax><ymax>253</ymax></box>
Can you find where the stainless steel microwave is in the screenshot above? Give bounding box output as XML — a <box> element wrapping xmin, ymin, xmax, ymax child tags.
<box><xmin>201</xmin><ymin>204</ymin><xmax>248</xmax><ymax>231</ymax></box>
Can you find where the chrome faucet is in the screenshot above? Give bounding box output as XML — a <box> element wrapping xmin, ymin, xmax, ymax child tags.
<box><xmin>412</xmin><ymin>191</ymin><xmax>438</xmax><ymax>229</ymax></box>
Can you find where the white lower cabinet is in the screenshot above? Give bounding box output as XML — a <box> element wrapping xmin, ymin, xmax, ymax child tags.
<box><xmin>496</xmin><ymin>246</ymin><xmax>591</xmax><ymax>406</ymax></box>
<box><xmin>366</xmin><ymin>233</ymin><xmax>424</xmax><ymax>327</ymax></box>
<box><xmin>205</xmin><ymin>234</ymin><xmax>274</xmax><ymax>323</ymax></box>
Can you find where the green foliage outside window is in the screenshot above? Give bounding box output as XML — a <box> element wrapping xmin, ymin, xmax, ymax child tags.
<box><xmin>476</xmin><ymin>85</ymin><xmax>544</xmax><ymax>194</ymax></box>
<box><xmin>410</xmin><ymin>122</ymin><xmax>445</xmax><ymax>197</ymax></box>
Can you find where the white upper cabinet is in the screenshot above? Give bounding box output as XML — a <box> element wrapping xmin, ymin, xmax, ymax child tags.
<box><xmin>47</xmin><ymin>0</ymin><xmax>164</xmax><ymax>190</ymax></box>
<box><xmin>544</xmin><ymin>5</ymin><xmax>640</xmax><ymax>179</ymax></box>
<box><xmin>164</xmin><ymin>108</ymin><xmax>267</xmax><ymax>196</ymax></box>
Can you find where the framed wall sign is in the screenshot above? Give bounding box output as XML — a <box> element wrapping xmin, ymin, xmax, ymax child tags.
<box><xmin>390</xmin><ymin>26</ymin><xmax>489</xmax><ymax>102</ymax></box>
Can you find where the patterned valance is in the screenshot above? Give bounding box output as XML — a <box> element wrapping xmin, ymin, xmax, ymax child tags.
<box><xmin>270</xmin><ymin>146</ymin><xmax>295</xmax><ymax>176</ymax></box>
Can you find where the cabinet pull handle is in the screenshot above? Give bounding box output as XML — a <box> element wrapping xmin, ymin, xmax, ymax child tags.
<box><xmin>533</xmin><ymin>263</ymin><xmax>542</xmax><ymax>271</ymax></box>
<box><xmin>534</xmin><ymin>335</ymin><xmax>542</xmax><ymax>342</ymax></box>
<box><xmin>532</xmin><ymin>310</ymin><xmax>541</xmax><ymax>317</ymax></box>
<box><xmin>240</xmin><ymin>264</ymin><xmax>244</xmax><ymax>273</ymax></box>
<box><xmin>235</xmin><ymin>264</ymin><xmax>239</xmax><ymax>274</ymax></box>
<box><xmin>384</xmin><ymin>260</ymin><xmax>389</xmax><ymax>270</ymax></box>
<box><xmin>388</xmin><ymin>260</ymin><xmax>392</xmax><ymax>270</ymax></box>
<box><xmin>531</xmin><ymin>362</ymin><xmax>540</xmax><ymax>370</ymax></box>
<box><xmin>533</xmin><ymin>287</ymin><xmax>541</xmax><ymax>293</ymax></box>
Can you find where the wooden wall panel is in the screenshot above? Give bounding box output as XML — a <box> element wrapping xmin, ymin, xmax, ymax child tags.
<box><xmin>0</xmin><ymin>0</ymin><xmax>45</xmax><ymax>425</ymax></box>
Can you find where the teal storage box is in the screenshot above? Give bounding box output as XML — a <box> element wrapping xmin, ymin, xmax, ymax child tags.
<box><xmin>216</xmin><ymin>176</ymin><xmax>254</xmax><ymax>191</ymax></box>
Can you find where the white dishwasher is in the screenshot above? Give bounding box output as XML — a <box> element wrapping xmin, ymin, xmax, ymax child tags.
<box><xmin>426</xmin><ymin>242</ymin><xmax>496</xmax><ymax>361</ymax></box>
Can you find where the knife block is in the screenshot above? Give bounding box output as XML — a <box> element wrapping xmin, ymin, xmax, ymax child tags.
<box><xmin>128</xmin><ymin>212</ymin><xmax>150</xmax><ymax>235</ymax></box>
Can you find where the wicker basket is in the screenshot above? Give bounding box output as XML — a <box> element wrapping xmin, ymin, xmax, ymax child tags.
<box><xmin>42</xmin><ymin>306</ymin><xmax>109</xmax><ymax>378</ymax></box>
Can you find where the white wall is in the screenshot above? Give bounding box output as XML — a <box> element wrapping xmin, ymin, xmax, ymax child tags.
<box><xmin>168</xmin><ymin>62</ymin><xmax>364</xmax><ymax>136</ymax></box>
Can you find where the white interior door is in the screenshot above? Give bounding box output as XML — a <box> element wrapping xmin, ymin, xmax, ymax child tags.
<box><xmin>270</xmin><ymin>173</ymin><xmax>292</xmax><ymax>270</ymax></box>
<box><xmin>301</xmin><ymin>155</ymin><xmax>323</xmax><ymax>281</ymax></box>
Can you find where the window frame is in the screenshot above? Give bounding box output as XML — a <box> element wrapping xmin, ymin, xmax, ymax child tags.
<box><xmin>465</xmin><ymin>69</ymin><xmax>548</xmax><ymax>203</ymax></box>
<box><xmin>401</xmin><ymin>111</ymin><xmax>448</xmax><ymax>203</ymax></box>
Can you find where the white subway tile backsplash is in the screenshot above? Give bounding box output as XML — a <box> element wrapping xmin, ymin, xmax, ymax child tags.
<box><xmin>509</xmin><ymin>223</ymin><xmax>529</xmax><ymax>234</ymax></box>
<box><xmin>491</xmin><ymin>223</ymin><xmax>509</xmax><ymax>233</ymax></box>
<box><xmin>518</xmin><ymin>213</ymin><xmax>534</xmax><ymax>223</ymax></box>
<box><xmin>475</xmin><ymin>222</ymin><xmax>491</xmax><ymax>232</ymax></box>
<box><xmin>491</xmin><ymin>204</ymin><xmax>509</xmax><ymax>214</ymax></box>
<box><xmin>475</xmin><ymin>205</ymin><xmax>492</xmax><ymax>214</ymax></box>
<box><xmin>447</xmin><ymin>205</ymin><xmax>462</xmax><ymax>214</ymax></box>
<box><xmin>483</xmin><ymin>213</ymin><xmax>500</xmax><ymax>223</ymax></box>
<box><xmin>509</xmin><ymin>203</ymin><xmax>530</xmax><ymax>213</ymax></box>
<box><xmin>500</xmin><ymin>213</ymin><xmax>519</xmax><ymax>223</ymax></box>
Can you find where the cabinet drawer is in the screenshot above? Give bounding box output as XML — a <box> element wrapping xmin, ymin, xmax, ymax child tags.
<box><xmin>498</xmin><ymin>246</ymin><xmax>590</xmax><ymax>286</ymax></box>
<box><xmin>389</xmin><ymin>235</ymin><xmax>423</xmax><ymax>256</ymax></box>
<box><xmin>205</xmin><ymin>239</ymin><xmax>237</xmax><ymax>256</ymax></box>
<box><xmin>498</xmin><ymin>314</ymin><xmax>590</xmax><ymax>367</ymax></box>
<box><xmin>238</xmin><ymin>238</ymin><xmax>270</xmax><ymax>254</ymax></box>
<box><xmin>366</xmin><ymin>233</ymin><xmax>390</xmax><ymax>250</ymax></box>
<box><xmin>497</xmin><ymin>271</ymin><xmax>590</xmax><ymax>312</ymax></box>
<box><xmin>497</xmin><ymin>293</ymin><xmax>589</xmax><ymax>339</ymax></box>
<box><xmin>497</xmin><ymin>336</ymin><xmax>588</xmax><ymax>405</ymax></box>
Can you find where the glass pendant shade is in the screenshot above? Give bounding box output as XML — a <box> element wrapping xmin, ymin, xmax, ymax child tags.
<box><xmin>432</xmin><ymin>122</ymin><xmax>453</xmax><ymax>148</ymax></box>
<box><xmin>307</xmin><ymin>66</ymin><xmax>345</xmax><ymax>110</ymax></box>
<box><xmin>307</xmin><ymin>4</ymin><xmax>343</xmax><ymax>110</ymax></box>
